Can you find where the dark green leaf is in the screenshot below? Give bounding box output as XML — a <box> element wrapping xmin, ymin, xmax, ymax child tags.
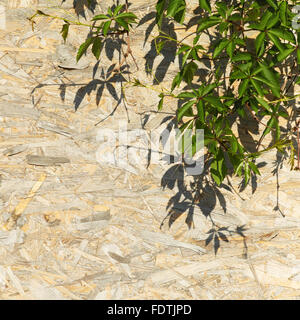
<box><xmin>277</xmin><ymin>47</ymin><xmax>295</xmax><ymax>62</ymax></box>
<box><xmin>115</xmin><ymin>18</ymin><xmax>129</xmax><ymax>30</ymax></box>
<box><xmin>267</xmin><ymin>32</ymin><xmax>285</xmax><ymax>52</ymax></box>
<box><xmin>182</xmin><ymin>61</ymin><xmax>197</xmax><ymax>84</ymax></box>
<box><xmin>255</xmin><ymin>32</ymin><xmax>265</xmax><ymax>56</ymax></box>
<box><xmin>197</xmin><ymin>16</ymin><xmax>221</xmax><ymax>32</ymax></box>
<box><xmin>158</xmin><ymin>95</ymin><xmax>164</xmax><ymax>111</ymax></box>
<box><xmin>60</xmin><ymin>23</ymin><xmax>69</xmax><ymax>43</ymax></box>
<box><xmin>177</xmin><ymin>100</ymin><xmax>195</xmax><ymax>121</ymax></box>
<box><xmin>76</xmin><ymin>37</ymin><xmax>94</xmax><ymax>62</ymax></box>
<box><xmin>268</xmin><ymin>28</ymin><xmax>295</xmax><ymax>44</ymax></box>
<box><xmin>198</xmin><ymin>0</ymin><xmax>211</xmax><ymax>13</ymax></box>
<box><xmin>232</xmin><ymin>52</ymin><xmax>252</xmax><ymax>62</ymax></box>
<box><xmin>197</xmin><ymin>99</ymin><xmax>205</xmax><ymax>122</ymax></box>
<box><xmin>204</xmin><ymin>96</ymin><xmax>224</xmax><ymax>112</ymax></box>
<box><xmin>213</xmin><ymin>39</ymin><xmax>230</xmax><ymax>58</ymax></box>
<box><xmin>250</xmin><ymin>78</ymin><xmax>264</xmax><ymax>97</ymax></box>
<box><xmin>91</xmin><ymin>37</ymin><xmax>102</xmax><ymax>60</ymax></box>
<box><xmin>238</xmin><ymin>78</ymin><xmax>249</xmax><ymax>98</ymax></box>
<box><xmin>102</xmin><ymin>20</ymin><xmax>112</xmax><ymax>36</ymax></box>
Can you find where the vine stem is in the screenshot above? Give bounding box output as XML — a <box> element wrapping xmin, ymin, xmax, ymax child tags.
<box><xmin>112</xmin><ymin>0</ymin><xmax>139</xmax><ymax>74</ymax></box>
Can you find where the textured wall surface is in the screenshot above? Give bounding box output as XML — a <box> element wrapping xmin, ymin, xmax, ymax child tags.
<box><xmin>0</xmin><ymin>0</ymin><xmax>299</xmax><ymax>299</ymax></box>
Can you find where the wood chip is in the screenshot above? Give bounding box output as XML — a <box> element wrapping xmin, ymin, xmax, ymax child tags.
<box><xmin>26</xmin><ymin>155</ymin><xmax>70</xmax><ymax>166</ymax></box>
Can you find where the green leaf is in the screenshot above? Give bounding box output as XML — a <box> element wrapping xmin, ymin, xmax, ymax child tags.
<box><xmin>251</xmin><ymin>10</ymin><xmax>272</xmax><ymax>30</ymax></box>
<box><xmin>182</xmin><ymin>61</ymin><xmax>197</xmax><ymax>84</ymax></box>
<box><xmin>262</xmin><ymin>116</ymin><xmax>276</xmax><ymax>136</ymax></box>
<box><xmin>198</xmin><ymin>0</ymin><xmax>211</xmax><ymax>13</ymax></box>
<box><xmin>177</xmin><ymin>91</ymin><xmax>196</xmax><ymax>99</ymax></box>
<box><xmin>197</xmin><ymin>16</ymin><xmax>221</xmax><ymax>32</ymax></box>
<box><xmin>156</xmin><ymin>0</ymin><xmax>166</xmax><ymax>28</ymax></box>
<box><xmin>232</xmin><ymin>52</ymin><xmax>252</xmax><ymax>62</ymax></box>
<box><xmin>204</xmin><ymin>96</ymin><xmax>224</xmax><ymax>112</ymax></box>
<box><xmin>171</xmin><ymin>72</ymin><xmax>183</xmax><ymax>91</ymax></box>
<box><xmin>116</xmin><ymin>12</ymin><xmax>138</xmax><ymax>21</ymax></box>
<box><xmin>177</xmin><ymin>100</ymin><xmax>196</xmax><ymax>121</ymax></box>
<box><xmin>244</xmin><ymin>162</ymin><xmax>250</xmax><ymax>185</ymax></box>
<box><xmin>91</xmin><ymin>37</ymin><xmax>102</xmax><ymax>60</ymax></box>
<box><xmin>249</xmin><ymin>162</ymin><xmax>261</xmax><ymax>175</ymax></box>
<box><xmin>60</xmin><ymin>23</ymin><xmax>69</xmax><ymax>43</ymax></box>
<box><xmin>250</xmin><ymin>78</ymin><xmax>264</xmax><ymax>97</ymax></box>
<box><xmin>202</xmin><ymin>83</ymin><xmax>218</xmax><ymax>96</ymax></box>
<box><xmin>266</xmin><ymin>12</ymin><xmax>279</xmax><ymax>29</ymax></box>
<box><xmin>252</xmin><ymin>75</ymin><xmax>279</xmax><ymax>89</ymax></box>
<box><xmin>277</xmin><ymin>47</ymin><xmax>295</xmax><ymax>62</ymax></box>
<box><xmin>102</xmin><ymin>20</ymin><xmax>112</xmax><ymax>36</ymax></box>
<box><xmin>211</xmin><ymin>149</ymin><xmax>227</xmax><ymax>186</ymax></box>
<box><xmin>255</xmin><ymin>96</ymin><xmax>272</xmax><ymax>112</ymax></box>
<box><xmin>158</xmin><ymin>95</ymin><xmax>164</xmax><ymax>111</ymax></box>
<box><xmin>115</xmin><ymin>18</ymin><xmax>129</xmax><ymax>31</ymax></box>
<box><xmin>197</xmin><ymin>99</ymin><xmax>205</xmax><ymax>122</ymax></box>
<box><xmin>92</xmin><ymin>14</ymin><xmax>109</xmax><ymax>21</ymax></box>
<box><xmin>167</xmin><ymin>0</ymin><xmax>186</xmax><ymax>23</ymax></box>
<box><xmin>258</xmin><ymin>63</ymin><xmax>280</xmax><ymax>97</ymax></box>
<box><xmin>238</xmin><ymin>78</ymin><xmax>249</xmax><ymax>98</ymax></box>
<box><xmin>213</xmin><ymin>39</ymin><xmax>230</xmax><ymax>58</ymax></box>
<box><xmin>113</xmin><ymin>4</ymin><xmax>124</xmax><ymax>16</ymax></box>
<box><xmin>265</xmin><ymin>0</ymin><xmax>277</xmax><ymax>10</ymax></box>
<box><xmin>268</xmin><ymin>28</ymin><xmax>295</xmax><ymax>44</ymax></box>
<box><xmin>279</xmin><ymin>1</ymin><xmax>287</xmax><ymax>26</ymax></box>
<box><xmin>230</xmin><ymin>70</ymin><xmax>247</xmax><ymax>80</ymax></box>
<box><xmin>76</xmin><ymin>37</ymin><xmax>94</xmax><ymax>62</ymax></box>
<box><xmin>267</xmin><ymin>32</ymin><xmax>285</xmax><ymax>52</ymax></box>
<box><xmin>297</xmin><ymin>48</ymin><xmax>300</xmax><ymax>65</ymax></box>
<box><xmin>255</xmin><ymin>32</ymin><xmax>265</xmax><ymax>56</ymax></box>
<box><xmin>226</xmin><ymin>40</ymin><xmax>234</xmax><ymax>59</ymax></box>
<box><xmin>177</xmin><ymin>44</ymin><xmax>191</xmax><ymax>55</ymax></box>
<box><xmin>182</xmin><ymin>48</ymin><xmax>192</xmax><ymax>66</ymax></box>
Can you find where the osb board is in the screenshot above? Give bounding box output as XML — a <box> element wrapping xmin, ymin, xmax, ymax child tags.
<box><xmin>0</xmin><ymin>0</ymin><xmax>298</xmax><ymax>300</ymax></box>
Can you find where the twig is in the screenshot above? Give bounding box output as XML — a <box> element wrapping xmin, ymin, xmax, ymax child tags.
<box><xmin>113</xmin><ymin>0</ymin><xmax>139</xmax><ymax>74</ymax></box>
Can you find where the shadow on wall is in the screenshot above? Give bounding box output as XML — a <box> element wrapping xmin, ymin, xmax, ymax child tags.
<box><xmin>32</xmin><ymin>0</ymin><xmax>294</xmax><ymax>254</ymax></box>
